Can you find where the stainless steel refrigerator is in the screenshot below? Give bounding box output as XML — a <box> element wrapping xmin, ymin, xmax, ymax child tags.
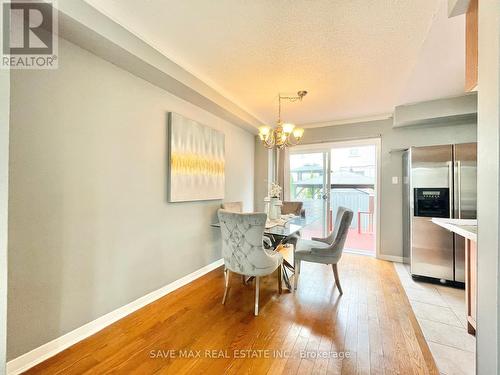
<box><xmin>402</xmin><ymin>143</ymin><xmax>477</xmax><ymax>282</ymax></box>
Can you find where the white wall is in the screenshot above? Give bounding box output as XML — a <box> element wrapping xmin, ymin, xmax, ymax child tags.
<box><xmin>476</xmin><ymin>0</ymin><xmax>500</xmax><ymax>372</ymax></box>
<box><xmin>7</xmin><ymin>37</ymin><xmax>254</xmax><ymax>359</ymax></box>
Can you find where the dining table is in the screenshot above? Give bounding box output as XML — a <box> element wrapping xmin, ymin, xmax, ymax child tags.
<box><xmin>211</xmin><ymin>215</ymin><xmax>318</xmax><ymax>290</ymax></box>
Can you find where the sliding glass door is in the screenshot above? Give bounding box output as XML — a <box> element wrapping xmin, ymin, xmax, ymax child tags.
<box><xmin>288</xmin><ymin>151</ymin><xmax>330</xmax><ymax>239</ymax></box>
<box><xmin>287</xmin><ymin>139</ymin><xmax>378</xmax><ymax>255</ymax></box>
<box><xmin>330</xmin><ymin>144</ymin><xmax>376</xmax><ymax>255</ymax></box>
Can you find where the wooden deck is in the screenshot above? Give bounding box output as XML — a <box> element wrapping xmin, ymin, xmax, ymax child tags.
<box><xmin>26</xmin><ymin>254</ymin><xmax>438</xmax><ymax>374</ymax></box>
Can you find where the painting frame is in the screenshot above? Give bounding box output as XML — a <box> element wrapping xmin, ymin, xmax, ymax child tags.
<box><xmin>167</xmin><ymin>112</ymin><xmax>225</xmax><ymax>202</ymax></box>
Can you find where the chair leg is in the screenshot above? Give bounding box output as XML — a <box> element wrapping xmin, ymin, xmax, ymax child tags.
<box><xmin>332</xmin><ymin>263</ymin><xmax>343</xmax><ymax>295</ymax></box>
<box><xmin>254</xmin><ymin>277</ymin><xmax>260</xmax><ymax>316</ymax></box>
<box><xmin>277</xmin><ymin>266</ymin><xmax>282</xmax><ymax>294</ymax></box>
<box><xmin>294</xmin><ymin>260</ymin><xmax>300</xmax><ymax>291</ymax></box>
<box><xmin>222</xmin><ymin>268</ymin><xmax>231</xmax><ymax>304</ymax></box>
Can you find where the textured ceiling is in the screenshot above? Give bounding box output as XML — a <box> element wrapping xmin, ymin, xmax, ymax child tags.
<box><xmin>84</xmin><ymin>0</ymin><xmax>464</xmax><ymax>127</ymax></box>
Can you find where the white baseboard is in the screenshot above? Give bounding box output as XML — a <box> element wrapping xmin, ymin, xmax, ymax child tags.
<box><xmin>344</xmin><ymin>249</ymin><xmax>376</xmax><ymax>257</ymax></box>
<box><xmin>6</xmin><ymin>258</ymin><xmax>224</xmax><ymax>375</ymax></box>
<box><xmin>378</xmin><ymin>254</ymin><xmax>404</xmax><ymax>263</ymax></box>
<box><xmin>343</xmin><ymin>249</ymin><xmax>404</xmax><ymax>263</ymax></box>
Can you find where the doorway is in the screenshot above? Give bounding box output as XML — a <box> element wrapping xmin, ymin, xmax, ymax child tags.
<box><xmin>285</xmin><ymin>138</ymin><xmax>380</xmax><ymax>257</ymax></box>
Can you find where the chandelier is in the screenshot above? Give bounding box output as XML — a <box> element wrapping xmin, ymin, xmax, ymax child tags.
<box><xmin>258</xmin><ymin>91</ymin><xmax>307</xmax><ymax>149</ymax></box>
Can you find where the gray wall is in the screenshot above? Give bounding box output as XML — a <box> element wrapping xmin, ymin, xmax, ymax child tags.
<box><xmin>7</xmin><ymin>37</ymin><xmax>255</xmax><ymax>359</ymax></box>
<box><xmin>256</xmin><ymin>118</ymin><xmax>476</xmax><ymax>258</ymax></box>
<box><xmin>0</xmin><ymin>53</ymin><xmax>10</xmax><ymax>375</ymax></box>
<box><xmin>476</xmin><ymin>0</ymin><xmax>500</xmax><ymax>372</ymax></box>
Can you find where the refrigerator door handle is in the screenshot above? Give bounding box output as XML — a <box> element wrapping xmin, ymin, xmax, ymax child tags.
<box><xmin>448</xmin><ymin>161</ymin><xmax>453</xmax><ymax>218</ymax></box>
<box><xmin>456</xmin><ymin>160</ymin><xmax>462</xmax><ymax>219</ymax></box>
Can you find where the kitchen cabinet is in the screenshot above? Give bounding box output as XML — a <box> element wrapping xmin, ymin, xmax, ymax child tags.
<box><xmin>465</xmin><ymin>0</ymin><xmax>478</xmax><ymax>91</ymax></box>
<box><xmin>465</xmin><ymin>238</ymin><xmax>477</xmax><ymax>334</ymax></box>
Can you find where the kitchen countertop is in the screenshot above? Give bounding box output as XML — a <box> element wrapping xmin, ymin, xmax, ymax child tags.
<box><xmin>431</xmin><ymin>218</ymin><xmax>477</xmax><ymax>242</ymax></box>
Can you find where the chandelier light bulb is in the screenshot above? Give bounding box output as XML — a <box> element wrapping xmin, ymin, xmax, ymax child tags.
<box><xmin>293</xmin><ymin>127</ymin><xmax>304</xmax><ymax>139</ymax></box>
<box><xmin>258</xmin><ymin>126</ymin><xmax>271</xmax><ymax>140</ymax></box>
<box><xmin>282</xmin><ymin>123</ymin><xmax>295</xmax><ymax>134</ymax></box>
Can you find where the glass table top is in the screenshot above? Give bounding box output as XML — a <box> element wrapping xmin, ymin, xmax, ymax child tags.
<box><xmin>211</xmin><ymin>215</ymin><xmax>319</xmax><ymax>238</ymax></box>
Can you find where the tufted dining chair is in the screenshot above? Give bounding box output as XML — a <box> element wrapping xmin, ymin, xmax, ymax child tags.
<box><xmin>221</xmin><ymin>201</ymin><xmax>273</xmax><ymax>249</ymax></box>
<box><xmin>293</xmin><ymin>207</ymin><xmax>353</xmax><ymax>294</ymax></box>
<box><xmin>218</xmin><ymin>209</ymin><xmax>283</xmax><ymax>316</ymax></box>
<box><xmin>221</xmin><ymin>201</ymin><xmax>243</xmax><ymax>213</ymax></box>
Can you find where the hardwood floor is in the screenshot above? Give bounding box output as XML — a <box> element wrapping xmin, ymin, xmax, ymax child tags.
<box><xmin>26</xmin><ymin>254</ymin><xmax>438</xmax><ymax>374</ymax></box>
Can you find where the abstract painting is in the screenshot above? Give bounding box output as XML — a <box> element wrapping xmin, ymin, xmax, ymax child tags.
<box><xmin>168</xmin><ymin>112</ymin><xmax>225</xmax><ymax>202</ymax></box>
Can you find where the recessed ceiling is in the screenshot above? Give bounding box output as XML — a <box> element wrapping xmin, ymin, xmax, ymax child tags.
<box><xmin>84</xmin><ymin>0</ymin><xmax>465</xmax><ymax>127</ymax></box>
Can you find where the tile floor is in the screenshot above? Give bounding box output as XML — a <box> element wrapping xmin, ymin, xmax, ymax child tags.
<box><xmin>394</xmin><ymin>263</ymin><xmax>475</xmax><ymax>375</ymax></box>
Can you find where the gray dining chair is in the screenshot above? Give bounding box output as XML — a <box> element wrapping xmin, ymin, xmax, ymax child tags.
<box><xmin>218</xmin><ymin>209</ymin><xmax>283</xmax><ymax>316</ymax></box>
<box><xmin>221</xmin><ymin>201</ymin><xmax>273</xmax><ymax>249</ymax></box>
<box><xmin>293</xmin><ymin>207</ymin><xmax>353</xmax><ymax>294</ymax></box>
<box><xmin>221</xmin><ymin>201</ymin><xmax>243</xmax><ymax>213</ymax></box>
<box><xmin>280</xmin><ymin>201</ymin><xmax>305</xmax><ymax>247</ymax></box>
<box><xmin>281</xmin><ymin>201</ymin><xmax>306</xmax><ymax>218</ymax></box>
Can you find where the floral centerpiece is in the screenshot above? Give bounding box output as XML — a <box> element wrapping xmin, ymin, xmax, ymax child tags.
<box><xmin>269</xmin><ymin>182</ymin><xmax>282</xmax><ymax>198</ymax></box>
